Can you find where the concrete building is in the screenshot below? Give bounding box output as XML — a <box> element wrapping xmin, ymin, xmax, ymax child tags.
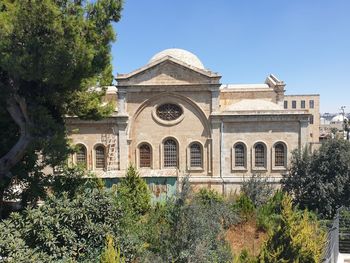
<box><xmin>66</xmin><ymin>48</ymin><xmax>319</xmax><ymax>196</ymax></box>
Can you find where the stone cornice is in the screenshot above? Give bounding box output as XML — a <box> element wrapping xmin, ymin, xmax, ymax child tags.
<box><xmin>118</xmin><ymin>84</ymin><xmax>221</xmax><ymax>93</ymax></box>
<box><xmin>210</xmin><ymin>112</ymin><xmax>310</xmax><ymax>122</ymax></box>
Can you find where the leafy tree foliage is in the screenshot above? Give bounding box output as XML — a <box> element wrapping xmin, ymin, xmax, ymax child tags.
<box><xmin>282</xmin><ymin>139</ymin><xmax>350</xmax><ymax>218</ymax></box>
<box><xmin>0</xmin><ymin>0</ymin><xmax>122</xmax><ymax>216</ymax></box>
<box><xmin>100</xmin><ymin>234</ymin><xmax>125</xmax><ymax>263</ymax></box>
<box><xmin>0</xmin><ymin>188</ymin><xmax>143</xmax><ymax>262</ymax></box>
<box><xmin>141</xmin><ymin>180</ymin><xmax>238</xmax><ymax>263</ymax></box>
<box><xmin>117</xmin><ymin>165</ymin><xmax>151</xmax><ymax>216</ymax></box>
<box><xmin>258</xmin><ymin>194</ymin><xmax>326</xmax><ymax>263</ymax></box>
<box><xmin>241</xmin><ymin>173</ymin><xmax>274</xmax><ymax>208</ymax></box>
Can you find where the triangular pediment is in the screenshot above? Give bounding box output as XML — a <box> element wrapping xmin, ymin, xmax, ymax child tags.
<box><xmin>116</xmin><ymin>56</ymin><xmax>221</xmax><ymax>86</ymax></box>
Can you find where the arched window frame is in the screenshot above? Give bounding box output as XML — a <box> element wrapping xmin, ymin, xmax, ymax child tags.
<box><xmin>162</xmin><ymin>137</ymin><xmax>179</xmax><ymax>169</ymax></box>
<box><xmin>75</xmin><ymin>143</ymin><xmax>88</xmax><ymax>168</ymax></box>
<box><xmin>272</xmin><ymin>142</ymin><xmax>287</xmax><ymax>170</ymax></box>
<box><xmin>252</xmin><ymin>142</ymin><xmax>267</xmax><ymax>170</ymax></box>
<box><xmin>137</xmin><ymin>142</ymin><xmax>153</xmax><ymax>169</ymax></box>
<box><xmin>232</xmin><ymin>142</ymin><xmax>247</xmax><ymax>171</ymax></box>
<box><xmin>94</xmin><ymin>144</ymin><xmax>106</xmax><ymax>170</ymax></box>
<box><xmin>187</xmin><ymin>142</ymin><xmax>204</xmax><ymax>171</ymax></box>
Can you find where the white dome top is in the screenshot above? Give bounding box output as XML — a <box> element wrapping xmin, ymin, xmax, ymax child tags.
<box><xmin>331</xmin><ymin>114</ymin><xmax>348</xmax><ymax>123</ymax></box>
<box><xmin>149</xmin><ymin>48</ymin><xmax>205</xmax><ymax>69</ymax></box>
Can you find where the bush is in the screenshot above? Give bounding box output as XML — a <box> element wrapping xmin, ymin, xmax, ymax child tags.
<box><xmin>195</xmin><ymin>188</ymin><xmax>224</xmax><ymax>206</ymax></box>
<box><xmin>0</xmin><ymin>188</ymin><xmax>143</xmax><ymax>262</ymax></box>
<box><xmin>141</xmin><ymin>179</ymin><xmax>237</xmax><ymax>263</ymax></box>
<box><xmin>233</xmin><ymin>194</ymin><xmax>256</xmax><ymax>222</ymax></box>
<box><xmin>100</xmin><ymin>234</ymin><xmax>126</xmax><ymax>263</ymax></box>
<box><xmin>241</xmin><ymin>174</ymin><xmax>274</xmax><ymax>208</ymax></box>
<box><xmin>117</xmin><ymin>165</ymin><xmax>151</xmax><ymax>216</ymax></box>
<box><xmin>258</xmin><ymin>193</ymin><xmax>326</xmax><ymax>263</ymax></box>
<box><xmin>256</xmin><ymin>190</ymin><xmax>284</xmax><ymax>232</ymax></box>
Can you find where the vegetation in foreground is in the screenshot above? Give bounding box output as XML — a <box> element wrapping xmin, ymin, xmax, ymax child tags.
<box><xmin>0</xmin><ymin>166</ymin><xmax>327</xmax><ymax>263</ymax></box>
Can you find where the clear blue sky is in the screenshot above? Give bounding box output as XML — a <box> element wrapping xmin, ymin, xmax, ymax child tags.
<box><xmin>111</xmin><ymin>0</ymin><xmax>350</xmax><ymax>113</ymax></box>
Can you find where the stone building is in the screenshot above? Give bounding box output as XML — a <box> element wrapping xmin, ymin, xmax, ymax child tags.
<box><xmin>66</xmin><ymin>48</ymin><xmax>319</xmax><ymax>195</ymax></box>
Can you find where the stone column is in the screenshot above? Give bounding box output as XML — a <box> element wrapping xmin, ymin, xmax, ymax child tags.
<box><xmin>210</xmin><ymin>88</ymin><xmax>220</xmax><ymax>113</ymax></box>
<box><xmin>211</xmin><ymin>118</ymin><xmax>221</xmax><ymax>177</ymax></box>
<box><xmin>117</xmin><ymin>87</ymin><xmax>127</xmax><ymax>115</ymax></box>
<box><xmin>117</xmin><ymin>119</ymin><xmax>128</xmax><ymax>171</ymax></box>
<box><xmin>299</xmin><ymin>117</ymin><xmax>309</xmax><ymax>150</ymax></box>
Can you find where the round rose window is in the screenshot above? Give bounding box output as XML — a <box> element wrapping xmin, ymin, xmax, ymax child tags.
<box><xmin>156</xmin><ymin>103</ymin><xmax>183</xmax><ymax>121</ymax></box>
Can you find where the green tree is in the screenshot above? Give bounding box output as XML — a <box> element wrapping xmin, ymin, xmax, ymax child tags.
<box><xmin>0</xmin><ymin>188</ymin><xmax>143</xmax><ymax>262</ymax></box>
<box><xmin>258</xmin><ymin>194</ymin><xmax>326</xmax><ymax>263</ymax></box>
<box><xmin>282</xmin><ymin>138</ymin><xmax>350</xmax><ymax>218</ymax></box>
<box><xmin>117</xmin><ymin>165</ymin><xmax>151</xmax><ymax>216</ymax></box>
<box><xmin>0</xmin><ymin>0</ymin><xmax>122</xmax><ymax>217</ymax></box>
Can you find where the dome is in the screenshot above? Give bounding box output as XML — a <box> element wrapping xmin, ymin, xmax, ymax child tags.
<box><xmin>149</xmin><ymin>48</ymin><xmax>205</xmax><ymax>69</ymax></box>
<box><xmin>331</xmin><ymin>114</ymin><xmax>348</xmax><ymax>123</ymax></box>
<box><xmin>226</xmin><ymin>99</ymin><xmax>283</xmax><ymax>111</ymax></box>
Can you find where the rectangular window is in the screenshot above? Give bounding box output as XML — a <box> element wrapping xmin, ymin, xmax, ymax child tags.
<box><xmin>292</xmin><ymin>100</ymin><xmax>296</xmax><ymax>109</ymax></box>
<box><xmin>284</xmin><ymin>101</ymin><xmax>288</xmax><ymax>109</ymax></box>
<box><xmin>310</xmin><ymin>115</ymin><xmax>314</xmax><ymax>124</ymax></box>
<box><xmin>301</xmin><ymin>100</ymin><xmax>305</xmax><ymax>109</ymax></box>
<box><xmin>309</xmin><ymin>100</ymin><xmax>314</xmax><ymax>109</ymax></box>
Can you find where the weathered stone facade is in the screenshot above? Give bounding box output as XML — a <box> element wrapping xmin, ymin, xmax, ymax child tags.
<box><xmin>66</xmin><ymin>49</ymin><xmax>319</xmax><ymax>194</ymax></box>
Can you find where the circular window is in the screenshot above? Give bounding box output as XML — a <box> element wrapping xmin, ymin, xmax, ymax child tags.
<box><xmin>156</xmin><ymin>103</ymin><xmax>183</xmax><ymax>121</ymax></box>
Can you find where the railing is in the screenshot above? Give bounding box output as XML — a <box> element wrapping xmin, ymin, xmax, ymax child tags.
<box><xmin>322</xmin><ymin>213</ymin><xmax>339</xmax><ymax>263</ymax></box>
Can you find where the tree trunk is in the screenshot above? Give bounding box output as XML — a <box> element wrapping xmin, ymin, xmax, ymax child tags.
<box><xmin>0</xmin><ymin>187</ymin><xmax>4</xmax><ymax>219</ymax></box>
<box><xmin>0</xmin><ymin>94</ymin><xmax>32</xmax><ymax>182</ymax></box>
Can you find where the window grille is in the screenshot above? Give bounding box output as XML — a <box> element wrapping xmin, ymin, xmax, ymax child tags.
<box><xmin>164</xmin><ymin>139</ymin><xmax>177</xmax><ymax>167</ymax></box>
<box><xmin>255</xmin><ymin>144</ymin><xmax>265</xmax><ymax>167</ymax></box>
<box><xmin>95</xmin><ymin>146</ymin><xmax>105</xmax><ymax>169</ymax></box>
<box><xmin>292</xmin><ymin>100</ymin><xmax>297</xmax><ymax>109</ymax></box>
<box><xmin>284</xmin><ymin>101</ymin><xmax>288</xmax><ymax>109</ymax></box>
<box><xmin>76</xmin><ymin>145</ymin><xmax>87</xmax><ymax>166</ymax></box>
<box><xmin>275</xmin><ymin>143</ymin><xmax>285</xmax><ymax>167</ymax></box>
<box><xmin>190</xmin><ymin>143</ymin><xmax>202</xmax><ymax>167</ymax></box>
<box><xmin>309</xmin><ymin>100</ymin><xmax>314</xmax><ymax>109</ymax></box>
<box><xmin>139</xmin><ymin>144</ymin><xmax>151</xmax><ymax>168</ymax></box>
<box><xmin>235</xmin><ymin>144</ymin><xmax>245</xmax><ymax>167</ymax></box>
<box><xmin>301</xmin><ymin>100</ymin><xmax>305</xmax><ymax>109</ymax></box>
<box><xmin>157</xmin><ymin>104</ymin><xmax>183</xmax><ymax>121</ymax></box>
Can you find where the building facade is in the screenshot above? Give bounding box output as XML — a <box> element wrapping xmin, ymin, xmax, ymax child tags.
<box><xmin>66</xmin><ymin>49</ymin><xmax>319</xmax><ymax>195</ymax></box>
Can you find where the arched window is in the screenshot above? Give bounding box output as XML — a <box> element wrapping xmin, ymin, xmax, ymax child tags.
<box><xmin>164</xmin><ymin>139</ymin><xmax>178</xmax><ymax>168</ymax></box>
<box><xmin>255</xmin><ymin>143</ymin><xmax>265</xmax><ymax>167</ymax></box>
<box><xmin>234</xmin><ymin>143</ymin><xmax>245</xmax><ymax>167</ymax></box>
<box><xmin>95</xmin><ymin>146</ymin><xmax>106</xmax><ymax>169</ymax></box>
<box><xmin>190</xmin><ymin>143</ymin><xmax>202</xmax><ymax>167</ymax></box>
<box><xmin>76</xmin><ymin>144</ymin><xmax>87</xmax><ymax>166</ymax></box>
<box><xmin>275</xmin><ymin>143</ymin><xmax>286</xmax><ymax>167</ymax></box>
<box><xmin>139</xmin><ymin>144</ymin><xmax>152</xmax><ymax>168</ymax></box>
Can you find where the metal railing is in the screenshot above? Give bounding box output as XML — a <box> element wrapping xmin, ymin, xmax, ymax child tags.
<box><xmin>322</xmin><ymin>213</ymin><xmax>339</xmax><ymax>263</ymax></box>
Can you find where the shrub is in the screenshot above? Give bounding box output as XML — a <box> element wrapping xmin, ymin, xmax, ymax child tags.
<box><xmin>258</xmin><ymin>194</ymin><xmax>326</xmax><ymax>263</ymax></box>
<box><xmin>0</xmin><ymin>188</ymin><xmax>143</xmax><ymax>262</ymax></box>
<box><xmin>241</xmin><ymin>174</ymin><xmax>274</xmax><ymax>208</ymax></box>
<box><xmin>117</xmin><ymin>165</ymin><xmax>151</xmax><ymax>216</ymax></box>
<box><xmin>233</xmin><ymin>194</ymin><xmax>256</xmax><ymax>222</ymax></box>
<box><xmin>100</xmin><ymin>234</ymin><xmax>126</xmax><ymax>263</ymax></box>
<box><xmin>141</xmin><ymin>179</ymin><xmax>236</xmax><ymax>263</ymax></box>
<box><xmin>196</xmin><ymin>188</ymin><xmax>224</xmax><ymax>206</ymax></box>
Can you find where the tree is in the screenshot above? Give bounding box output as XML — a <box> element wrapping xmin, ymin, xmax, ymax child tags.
<box><xmin>282</xmin><ymin>138</ymin><xmax>350</xmax><ymax>218</ymax></box>
<box><xmin>258</xmin><ymin>194</ymin><xmax>326</xmax><ymax>263</ymax></box>
<box><xmin>117</xmin><ymin>165</ymin><xmax>151</xmax><ymax>216</ymax></box>
<box><xmin>0</xmin><ymin>0</ymin><xmax>122</xmax><ymax>216</ymax></box>
<box><xmin>0</xmin><ymin>188</ymin><xmax>143</xmax><ymax>262</ymax></box>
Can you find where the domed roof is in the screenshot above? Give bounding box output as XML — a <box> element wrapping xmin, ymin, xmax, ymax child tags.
<box><xmin>149</xmin><ymin>48</ymin><xmax>205</xmax><ymax>69</ymax></box>
<box><xmin>331</xmin><ymin>114</ymin><xmax>348</xmax><ymax>123</ymax></box>
<box><xmin>226</xmin><ymin>99</ymin><xmax>283</xmax><ymax>111</ymax></box>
